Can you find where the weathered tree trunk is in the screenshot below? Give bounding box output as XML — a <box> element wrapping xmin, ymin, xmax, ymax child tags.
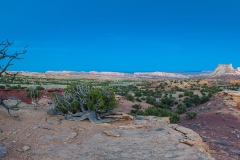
<box><xmin>66</xmin><ymin>110</ymin><xmax>118</xmax><ymax>124</ymax></box>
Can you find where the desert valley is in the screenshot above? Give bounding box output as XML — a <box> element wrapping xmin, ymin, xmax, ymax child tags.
<box><xmin>2</xmin><ymin>0</ymin><xmax>240</xmax><ymax>159</ymax></box>
<box><xmin>0</xmin><ymin>64</ymin><xmax>240</xmax><ymax>160</ymax></box>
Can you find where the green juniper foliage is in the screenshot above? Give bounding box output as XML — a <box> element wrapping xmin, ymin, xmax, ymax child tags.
<box><xmin>53</xmin><ymin>83</ymin><xmax>119</xmax><ymax>114</ymax></box>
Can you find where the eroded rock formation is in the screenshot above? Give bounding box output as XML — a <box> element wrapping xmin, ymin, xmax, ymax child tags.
<box><xmin>211</xmin><ymin>64</ymin><xmax>240</xmax><ymax>77</ymax></box>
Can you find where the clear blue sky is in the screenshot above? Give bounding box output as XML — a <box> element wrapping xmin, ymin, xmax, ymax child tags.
<box><xmin>1</xmin><ymin>0</ymin><xmax>240</xmax><ymax>72</ymax></box>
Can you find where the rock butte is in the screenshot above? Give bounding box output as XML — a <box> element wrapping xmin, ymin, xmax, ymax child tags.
<box><xmin>211</xmin><ymin>64</ymin><xmax>240</xmax><ymax>77</ymax></box>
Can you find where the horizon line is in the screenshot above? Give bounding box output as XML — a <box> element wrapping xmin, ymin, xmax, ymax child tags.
<box><xmin>9</xmin><ymin>70</ymin><xmax>213</xmax><ymax>73</ymax></box>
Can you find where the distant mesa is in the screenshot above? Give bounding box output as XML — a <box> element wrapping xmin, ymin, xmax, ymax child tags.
<box><xmin>211</xmin><ymin>64</ymin><xmax>240</xmax><ymax>77</ymax></box>
<box><xmin>133</xmin><ymin>72</ymin><xmax>189</xmax><ymax>79</ymax></box>
<box><xmin>19</xmin><ymin>70</ymin><xmax>190</xmax><ymax>79</ymax></box>
<box><xmin>14</xmin><ymin>64</ymin><xmax>240</xmax><ymax>79</ymax></box>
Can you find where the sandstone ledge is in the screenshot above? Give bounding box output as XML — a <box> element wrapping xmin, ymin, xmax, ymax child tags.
<box><xmin>35</xmin><ymin>116</ymin><xmax>214</xmax><ymax>160</ymax></box>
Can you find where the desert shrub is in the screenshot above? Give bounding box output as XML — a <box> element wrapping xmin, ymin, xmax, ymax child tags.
<box><xmin>161</xmin><ymin>95</ymin><xmax>175</xmax><ymax>106</ymax></box>
<box><xmin>200</xmin><ymin>96</ymin><xmax>210</xmax><ymax>104</ymax></box>
<box><xmin>9</xmin><ymin>86</ymin><xmax>18</xmax><ymax>89</ymax></box>
<box><xmin>0</xmin><ymin>85</ymin><xmax>5</xmax><ymax>89</ymax></box>
<box><xmin>183</xmin><ymin>97</ymin><xmax>193</xmax><ymax>108</ymax></box>
<box><xmin>130</xmin><ymin>104</ymin><xmax>143</xmax><ymax>115</ymax></box>
<box><xmin>136</xmin><ymin>107</ymin><xmax>180</xmax><ymax>123</ymax></box>
<box><xmin>153</xmin><ymin>102</ymin><xmax>162</xmax><ymax>108</ymax></box>
<box><xmin>125</xmin><ymin>93</ymin><xmax>135</xmax><ymax>102</ymax></box>
<box><xmin>53</xmin><ymin>92</ymin><xmax>79</xmax><ymax>114</ymax></box>
<box><xmin>174</xmin><ymin>86</ymin><xmax>184</xmax><ymax>92</ymax></box>
<box><xmin>135</xmin><ymin>97</ymin><xmax>142</xmax><ymax>102</ymax></box>
<box><xmin>154</xmin><ymin>92</ymin><xmax>162</xmax><ymax>98</ymax></box>
<box><xmin>186</xmin><ymin>112</ymin><xmax>197</xmax><ymax>119</ymax></box>
<box><xmin>9</xmin><ymin>85</ymin><xmax>22</xmax><ymax>90</ymax></box>
<box><xmin>169</xmin><ymin>114</ymin><xmax>180</xmax><ymax>123</ymax></box>
<box><xmin>130</xmin><ymin>109</ymin><xmax>145</xmax><ymax>115</ymax></box>
<box><xmin>86</xmin><ymin>87</ymin><xmax>118</xmax><ymax>112</ymax></box>
<box><xmin>53</xmin><ymin>83</ymin><xmax>119</xmax><ymax>114</ymax></box>
<box><xmin>179</xmin><ymin>94</ymin><xmax>184</xmax><ymax>98</ymax></box>
<box><xmin>27</xmin><ymin>88</ymin><xmax>40</xmax><ymax>98</ymax></box>
<box><xmin>134</xmin><ymin>92</ymin><xmax>142</xmax><ymax>97</ymax></box>
<box><xmin>200</xmin><ymin>86</ymin><xmax>222</xmax><ymax>96</ymax></box>
<box><xmin>132</xmin><ymin>104</ymin><xmax>142</xmax><ymax>110</ymax></box>
<box><xmin>36</xmin><ymin>86</ymin><xmax>45</xmax><ymax>90</ymax></box>
<box><xmin>176</xmin><ymin>104</ymin><xmax>187</xmax><ymax>114</ymax></box>
<box><xmin>184</xmin><ymin>91</ymin><xmax>194</xmax><ymax>97</ymax></box>
<box><xmin>192</xmin><ymin>95</ymin><xmax>201</xmax><ymax>105</ymax></box>
<box><xmin>146</xmin><ymin>96</ymin><xmax>156</xmax><ymax>105</ymax></box>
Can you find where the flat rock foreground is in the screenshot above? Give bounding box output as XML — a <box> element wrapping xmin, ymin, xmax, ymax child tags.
<box><xmin>0</xmin><ymin>103</ymin><xmax>214</xmax><ymax>160</ymax></box>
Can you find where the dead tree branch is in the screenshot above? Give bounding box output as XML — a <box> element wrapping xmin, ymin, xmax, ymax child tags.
<box><xmin>0</xmin><ymin>40</ymin><xmax>27</xmax><ymax>79</ymax></box>
<box><xmin>0</xmin><ymin>97</ymin><xmax>22</xmax><ymax>115</ymax></box>
<box><xmin>0</xmin><ymin>39</ymin><xmax>27</xmax><ymax>114</ymax></box>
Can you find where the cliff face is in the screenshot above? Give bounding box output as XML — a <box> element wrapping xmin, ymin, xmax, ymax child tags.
<box><xmin>211</xmin><ymin>64</ymin><xmax>240</xmax><ymax>77</ymax></box>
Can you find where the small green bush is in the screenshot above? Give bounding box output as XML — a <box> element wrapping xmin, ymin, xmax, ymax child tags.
<box><xmin>0</xmin><ymin>85</ymin><xmax>5</xmax><ymax>89</ymax></box>
<box><xmin>125</xmin><ymin>93</ymin><xmax>135</xmax><ymax>102</ymax></box>
<box><xmin>135</xmin><ymin>107</ymin><xmax>180</xmax><ymax>123</ymax></box>
<box><xmin>132</xmin><ymin>104</ymin><xmax>142</xmax><ymax>110</ymax></box>
<box><xmin>36</xmin><ymin>86</ymin><xmax>45</xmax><ymax>90</ymax></box>
<box><xmin>176</xmin><ymin>104</ymin><xmax>187</xmax><ymax>114</ymax></box>
<box><xmin>86</xmin><ymin>87</ymin><xmax>119</xmax><ymax>112</ymax></box>
<box><xmin>130</xmin><ymin>109</ymin><xmax>145</xmax><ymax>115</ymax></box>
<box><xmin>54</xmin><ymin>83</ymin><xmax>119</xmax><ymax>114</ymax></box>
<box><xmin>186</xmin><ymin>112</ymin><xmax>197</xmax><ymax>119</ymax></box>
<box><xmin>135</xmin><ymin>98</ymin><xmax>142</xmax><ymax>102</ymax></box>
<box><xmin>9</xmin><ymin>85</ymin><xmax>22</xmax><ymax>90</ymax></box>
<box><xmin>27</xmin><ymin>88</ymin><xmax>40</xmax><ymax>98</ymax></box>
<box><xmin>179</xmin><ymin>94</ymin><xmax>184</xmax><ymax>98</ymax></box>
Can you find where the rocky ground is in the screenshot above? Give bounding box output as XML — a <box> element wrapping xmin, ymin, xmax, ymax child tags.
<box><xmin>0</xmin><ymin>89</ymin><xmax>62</xmax><ymax>104</ymax></box>
<box><xmin>1</xmin><ymin>90</ymin><xmax>240</xmax><ymax>160</ymax></box>
<box><xmin>180</xmin><ymin>92</ymin><xmax>240</xmax><ymax>160</ymax></box>
<box><xmin>0</xmin><ymin>101</ymin><xmax>213</xmax><ymax>160</ymax></box>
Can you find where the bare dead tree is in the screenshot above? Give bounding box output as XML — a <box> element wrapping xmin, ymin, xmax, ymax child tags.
<box><xmin>0</xmin><ymin>39</ymin><xmax>27</xmax><ymax>115</ymax></box>
<box><xmin>0</xmin><ymin>97</ymin><xmax>22</xmax><ymax>115</ymax></box>
<box><xmin>0</xmin><ymin>39</ymin><xmax>27</xmax><ymax>78</ymax></box>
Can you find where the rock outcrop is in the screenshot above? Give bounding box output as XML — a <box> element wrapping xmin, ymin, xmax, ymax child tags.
<box><xmin>0</xmin><ymin>104</ymin><xmax>214</xmax><ymax>160</ymax></box>
<box><xmin>34</xmin><ymin>116</ymin><xmax>214</xmax><ymax>160</ymax></box>
<box><xmin>223</xmin><ymin>91</ymin><xmax>240</xmax><ymax>109</ymax></box>
<box><xmin>211</xmin><ymin>64</ymin><xmax>240</xmax><ymax>77</ymax></box>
